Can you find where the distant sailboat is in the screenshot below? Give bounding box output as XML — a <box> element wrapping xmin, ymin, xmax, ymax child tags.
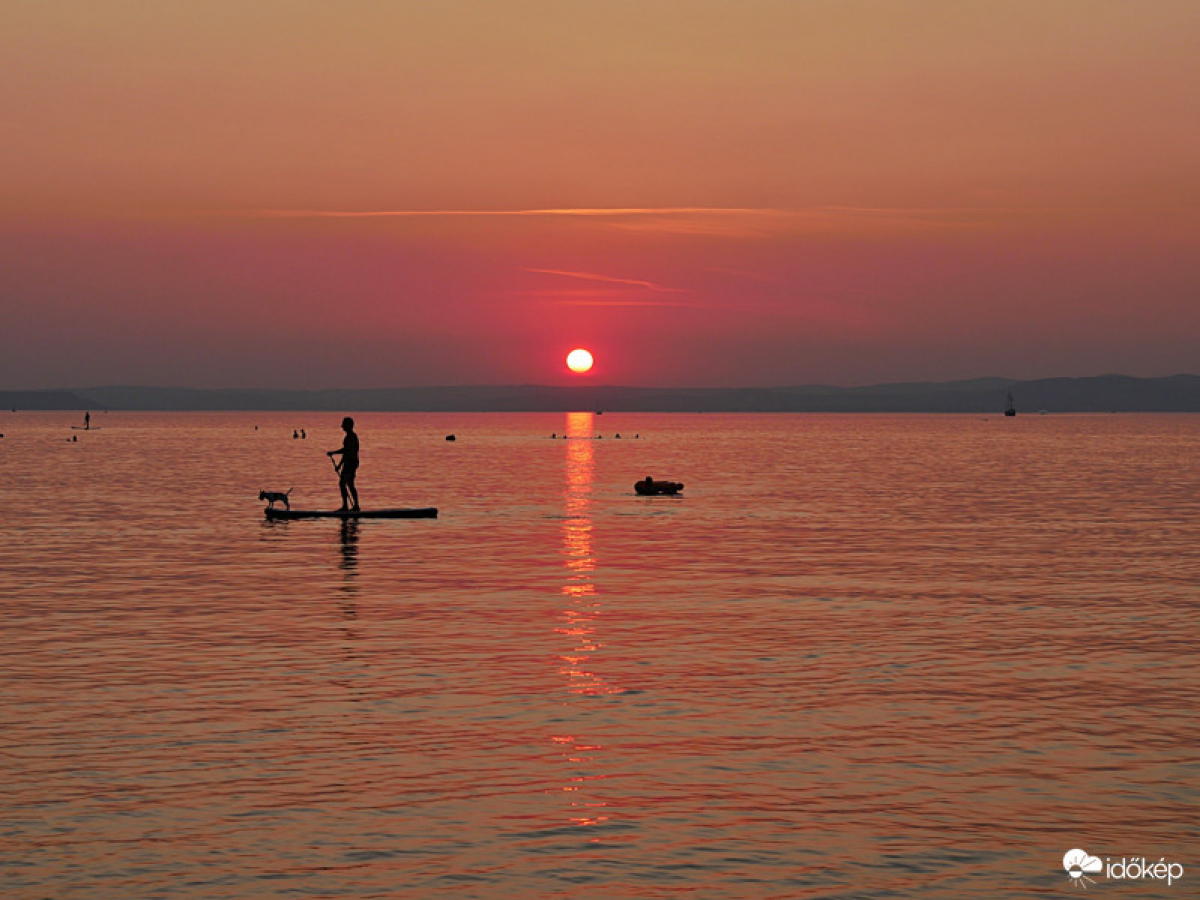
<box><xmin>1004</xmin><ymin>392</ymin><xmax>1017</xmax><ymax>417</ymax></box>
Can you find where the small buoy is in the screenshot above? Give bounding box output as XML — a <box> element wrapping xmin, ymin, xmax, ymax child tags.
<box><xmin>446</xmin><ymin>434</ymin><xmax>456</xmax><ymax>441</ymax></box>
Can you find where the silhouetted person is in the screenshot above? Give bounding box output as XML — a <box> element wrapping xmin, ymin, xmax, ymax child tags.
<box><xmin>84</xmin><ymin>412</ymin><xmax>90</xmax><ymax>430</ymax></box>
<box><xmin>327</xmin><ymin>416</ymin><xmax>360</xmax><ymax>511</ymax></box>
<box><xmin>300</xmin><ymin>429</ymin><xmax>306</xmax><ymax>439</ymax></box>
<box><xmin>293</xmin><ymin>429</ymin><xmax>299</xmax><ymax>439</ymax></box>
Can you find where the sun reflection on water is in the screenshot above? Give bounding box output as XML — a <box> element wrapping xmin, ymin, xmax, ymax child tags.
<box><xmin>553</xmin><ymin>412</ymin><xmax>616</xmax><ymax>832</ymax></box>
<box><xmin>559</xmin><ymin>412</ymin><xmax>617</xmax><ymax>698</ymax></box>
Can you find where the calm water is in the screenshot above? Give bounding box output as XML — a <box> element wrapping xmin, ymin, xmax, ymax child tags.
<box><xmin>2</xmin><ymin>411</ymin><xmax>1197</xmax><ymax>898</ymax></box>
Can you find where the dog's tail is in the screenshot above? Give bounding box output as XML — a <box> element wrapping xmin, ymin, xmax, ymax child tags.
<box><xmin>287</xmin><ymin>486</ymin><xmax>294</xmax><ymax>495</ymax></box>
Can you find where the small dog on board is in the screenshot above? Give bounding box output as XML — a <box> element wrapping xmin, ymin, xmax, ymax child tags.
<box><xmin>259</xmin><ymin>488</ymin><xmax>293</xmax><ymax>510</ymax></box>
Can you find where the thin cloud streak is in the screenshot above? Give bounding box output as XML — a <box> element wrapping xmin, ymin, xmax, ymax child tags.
<box><xmin>511</xmin><ymin>289</ymin><xmax>697</xmax><ymax>308</ymax></box>
<box><xmin>525</xmin><ymin>268</ymin><xmax>685</xmax><ymax>294</ymax></box>
<box><xmin>536</xmin><ymin>298</ymin><xmax>696</xmax><ymax>308</ymax></box>
<box><xmin>231</xmin><ymin>205</ymin><xmax>1125</xmax><ymax>219</ymax></box>
<box><xmin>219</xmin><ymin>205</ymin><xmax>1133</xmax><ymax>238</ymax></box>
<box><xmin>242</xmin><ymin>206</ymin><xmax>789</xmax><ymax>219</ymax></box>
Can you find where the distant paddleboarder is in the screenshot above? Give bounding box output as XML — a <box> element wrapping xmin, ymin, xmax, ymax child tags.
<box><xmin>327</xmin><ymin>416</ymin><xmax>360</xmax><ymax>512</ymax></box>
<box><xmin>84</xmin><ymin>412</ymin><xmax>90</xmax><ymax>430</ymax></box>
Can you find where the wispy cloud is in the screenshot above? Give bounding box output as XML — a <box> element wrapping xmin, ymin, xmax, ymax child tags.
<box><xmin>222</xmin><ymin>204</ymin><xmax>1113</xmax><ymax>237</ymax></box>
<box><xmin>513</xmin><ymin>268</ymin><xmax>692</xmax><ymax>307</ymax></box>
<box><xmin>515</xmin><ymin>290</ymin><xmax>695</xmax><ymax>308</ymax></box>
<box><xmin>237</xmin><ymin>205</ymin><xmax>795</xmax><ymax>238</ymax></box>
<box><xmin>524</xmin><ymin>268</ymin><xmax>684</xmax><ymax>294</ymax></box>
<box><xmin>243</xmin><ymin>206</ymin><xmax>786</xmax><ymax>220</ymax></box>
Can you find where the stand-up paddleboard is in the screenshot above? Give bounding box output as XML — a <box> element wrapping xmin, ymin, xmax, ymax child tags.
<box><xmin>265</xmin><ymin>507</ymin><xmax>437</xmax><ymax>521</ymax></box>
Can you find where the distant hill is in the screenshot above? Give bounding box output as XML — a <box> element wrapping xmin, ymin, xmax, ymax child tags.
<box><xmin>0</xmin><ymin>390</ymin><xmax>97</xmax><ymax>411</ymax></box>
<box><xmin>27</xmin><ymin>375</ymin><xmax>1196</xmax><ymax>412</ymax></box>
<box><xmin>5</xmin><ymin>376</ymin><xmax>1199</xmax><ymax>412</ymax></box>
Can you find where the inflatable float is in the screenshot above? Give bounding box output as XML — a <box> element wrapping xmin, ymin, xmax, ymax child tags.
<box><xmin>635</xmin><ymin>476</ymin><xmax>683</xmax><ymax>496</ymax></box>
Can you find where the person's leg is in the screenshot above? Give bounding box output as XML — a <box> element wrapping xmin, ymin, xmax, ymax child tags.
<box><xmin>346</xmin><ymin>470</ymin><xmax>359</xmax><ymax>510</ymax></box>
<box><xmin>339</xmin><ymin>473</ymin><xmax>350</xmax><ymax>510</ymax></box>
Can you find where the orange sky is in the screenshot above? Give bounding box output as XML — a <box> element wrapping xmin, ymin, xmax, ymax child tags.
<box><xmin>2</xmin><ymin>1</ymin><xmax>1198</xmax><ymax>388</ymax></box>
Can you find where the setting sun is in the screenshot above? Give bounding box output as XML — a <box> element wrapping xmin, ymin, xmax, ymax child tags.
<box><xmin>566</xmin><ymin>348</ymin><xmax>594</xmax><ymax>374</ymax></box>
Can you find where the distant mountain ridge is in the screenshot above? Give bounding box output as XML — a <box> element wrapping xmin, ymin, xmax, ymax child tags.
<box><xmin>4</xmin><ymin>375</ymin><xmax>1200</xmax><ymax>412</ymax></box>
<box><xmin>0</xmin><ymin>390</ymin><xmax>96</xmax><ymax>410</ymax></box>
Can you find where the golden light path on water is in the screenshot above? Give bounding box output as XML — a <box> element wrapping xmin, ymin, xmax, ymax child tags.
<box><xmin>555</xmin><ymin>412</ymin><xmax>619</xmax><ymax>834</ymax></box>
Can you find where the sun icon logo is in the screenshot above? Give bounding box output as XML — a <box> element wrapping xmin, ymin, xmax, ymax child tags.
<box><xmin>1063</xmin><ymin>849</ymin><xmax>1103</xmax><ymax>889</ymax></box>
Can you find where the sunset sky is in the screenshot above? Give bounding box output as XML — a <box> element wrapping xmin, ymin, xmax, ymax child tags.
<box><xmin>3</xmin><ymin>1</ymin><xmax>1198</xmax><ymax>389</ymax></box>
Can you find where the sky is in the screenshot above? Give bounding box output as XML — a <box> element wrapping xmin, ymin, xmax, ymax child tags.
<box><xmin>2</xmin><ymin>0</ymin><xmax>1198</xmax><ymax>389</ymax></box>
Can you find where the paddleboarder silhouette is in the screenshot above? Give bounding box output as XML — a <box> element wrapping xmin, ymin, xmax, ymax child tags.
<box><xmin>327</xmin><ymin>416</ymin><xmax>360</xmax><ymax>512</ymax></box>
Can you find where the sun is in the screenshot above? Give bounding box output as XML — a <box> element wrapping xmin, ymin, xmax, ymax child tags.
<box><xmin>566</xmin><ymin>348</ymin><xmax>594</xmax><ymax>374</ymax></box>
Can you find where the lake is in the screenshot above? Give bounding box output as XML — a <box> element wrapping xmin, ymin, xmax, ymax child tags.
<box><xmin>2</xmin><ymin>411</ymin><xmax>1197</xmax><ymax>898</ymax></box>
